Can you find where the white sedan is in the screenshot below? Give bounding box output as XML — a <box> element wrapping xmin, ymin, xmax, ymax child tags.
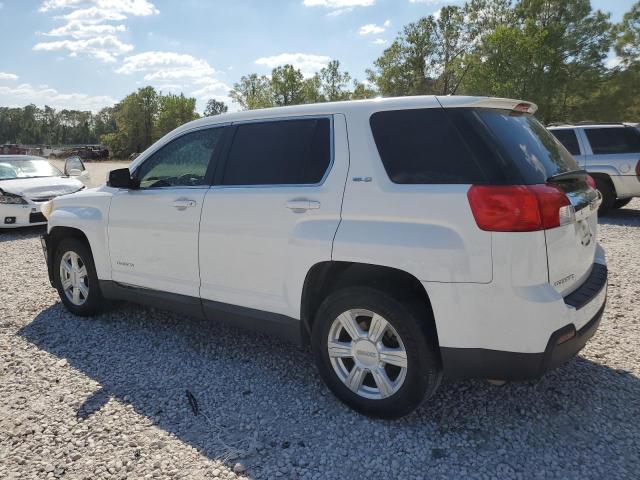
<box><xmin>0</xmin><ymin>155</ymin><xmax>89</xmax><ymax>229</ymax></box>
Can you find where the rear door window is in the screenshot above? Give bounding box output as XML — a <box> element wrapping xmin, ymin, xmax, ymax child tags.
<box><xmin>584</xmin><ymin>127</ymin><xmax>640</xmax><ymax>154</ymax></box>
<box><xmin>550</xmin><ymin>129</ymin><xmax>581</xmax><ymax>156</ymax></box>
<box><xmin>222</xmin><ymin>118</ymin><xmax>331</xmax><ymax>186</ymax></box>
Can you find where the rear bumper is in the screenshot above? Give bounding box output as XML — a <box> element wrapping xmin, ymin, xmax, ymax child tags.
<box><xmin>439</xmin><ymin>262</ymin><xmax>608</xmax><ymax>381</ymax></box>
<box><xmin>441</xmin><ymin>301</ymin><xmax>605</xmax><ymax>381</ymax></box>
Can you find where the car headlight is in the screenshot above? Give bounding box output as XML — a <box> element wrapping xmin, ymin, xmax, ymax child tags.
<box><xmin>0</xmin><ymin>193</ymin><xmax>27</xmax><ymax>204</ymax></box>
<box><xmin>41</xmin><ymin>200</ymin><xmax>54</xmax><ymax>219</ymax></box>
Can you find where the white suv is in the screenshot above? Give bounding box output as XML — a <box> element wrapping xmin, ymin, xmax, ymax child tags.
<box><xmin>548</xmin><ymin>123</ymin><xmax>640</xmax><ymax>212</ymax></box>
<box><xmin>41</xmin><ymin>96</ymin><xmax>607</xmax><ymax>418</ymax></box>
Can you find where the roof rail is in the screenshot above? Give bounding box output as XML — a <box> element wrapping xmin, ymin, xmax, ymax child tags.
<box><xmin>574</xmin><ymin>121</ymin><xmax>625</xmax><ymax>126</ymax></box>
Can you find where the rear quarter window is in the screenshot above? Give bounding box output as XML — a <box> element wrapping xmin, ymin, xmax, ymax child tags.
<box><xmin>369</xmin><ymin>108</ymin><xmax>490</xmax><ymax>184</ymax></box>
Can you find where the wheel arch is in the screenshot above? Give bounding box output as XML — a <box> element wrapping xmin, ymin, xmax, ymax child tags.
<box><xmin>300</xmin><ymin>261</ymin><xmax>439</xmax><ymax>349</ymax></box>
<box><xmin>46</xmin><ymin>226</ymin><xmax>93</xmax><ymax>284</ymax></box>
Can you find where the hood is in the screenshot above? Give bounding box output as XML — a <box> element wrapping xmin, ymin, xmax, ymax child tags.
<box><xmin>0</xmin><ymin>176</ymin><xmax>84</xmax><ymax>201</ymax></box>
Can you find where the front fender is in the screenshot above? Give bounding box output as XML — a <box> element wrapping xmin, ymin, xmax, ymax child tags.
<box><xmin>47</xmin><ymin>189</ymin><xmax>113</xmax><ymax>280</ymax></box>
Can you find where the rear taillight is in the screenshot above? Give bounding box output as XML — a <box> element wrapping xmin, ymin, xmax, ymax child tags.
<box><xmin>586</xmin><ymin>174</ymin><xmax>597</xmax><ymax>189</ymax></box>
<box><xmin>467</xmin><ymin>184</ymin><xmax>573</xmax><ymax>232</ymax></box>
<box><xmin>636</xmin><ymin>160</ymin><xmax>640</xmax><ymax>177</ymax></box>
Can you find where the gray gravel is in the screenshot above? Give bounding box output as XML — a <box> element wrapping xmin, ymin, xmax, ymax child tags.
<box><xmin>1</xmin><ymin>200</ymin><xmax>640</xmax><ymax>479</ymax></box>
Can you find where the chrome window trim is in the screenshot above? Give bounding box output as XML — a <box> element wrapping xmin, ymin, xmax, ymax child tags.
<box><xmin>215</xmin><ymin>114</ymin><xmax>335</xmax><ymax>189</ymax></box>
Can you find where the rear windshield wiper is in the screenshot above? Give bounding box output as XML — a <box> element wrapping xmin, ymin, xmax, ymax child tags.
<box><xmin>546</xmin><ymin>169</ymin><xmax>588</xmax><ymax>183</ymax></box>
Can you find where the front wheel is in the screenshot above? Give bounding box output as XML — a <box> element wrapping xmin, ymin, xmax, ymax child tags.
<box><xmin>312</xmin><ymin>287</ymin><xmax>442</xmax><ymax>419</ymax></box>
<box><xmin>53</xmin><ymin>238</ymin><xmax>103</xmax><ymax>316</ymax></box>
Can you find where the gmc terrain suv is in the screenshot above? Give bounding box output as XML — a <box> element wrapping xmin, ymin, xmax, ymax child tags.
<box><xmin>41</xmin><ymin>96</ymin><xmax>607</xmax><ymax>418</ymax></box>
<box><xmin>548</xmin><ymin>122</ymin><xmax>640</xmax><ymax>212</ymax></box>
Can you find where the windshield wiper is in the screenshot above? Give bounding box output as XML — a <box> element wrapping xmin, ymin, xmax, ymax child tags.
<box><xmin>546</xmin><ymin>169</ymin><xmax>588</xmax><ymax>183</ymax></box>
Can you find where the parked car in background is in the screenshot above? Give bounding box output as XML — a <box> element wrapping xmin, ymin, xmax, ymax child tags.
<box><xmin>0</xmin><ymin>155</ymin><xmax>89</xmax><ymax>229</ymax></box>
<box><xmin>41</xmin><ymin>96</ymin><xmax>607</xmax><ymax>418</ymax></box>
<box><xmin>548</xmin><ymin>122</ymin><xmax>640</xmax><ymax>212</ymax></box>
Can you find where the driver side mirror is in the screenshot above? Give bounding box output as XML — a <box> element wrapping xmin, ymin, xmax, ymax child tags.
<box><xmin>64</xmin><ymin>156</ymin><xmax>85</xmax><ymax>176</ymax></box>
<box><xmin>107</xmin><ymin>168</ymin><xmax>137</xmax><ymax>189</ymax></box>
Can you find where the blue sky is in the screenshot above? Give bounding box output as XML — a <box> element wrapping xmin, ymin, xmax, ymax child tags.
<box><xmin>0</xmin><ymin>0</ymin><xmax>636</xmax><ymax>113</ymax></box>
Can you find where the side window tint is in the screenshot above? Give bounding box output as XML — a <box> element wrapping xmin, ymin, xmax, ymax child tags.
<box><xmin>222</xmin><ymin>118</ymin><xmax>331</xmax><ymax>186</ymax></box>
<box><xmin>550</xmin><ymin>130</ymin><xmax>581</xmax><ymax>156</ymax></box>
<box><xmin>137</xmin><ymin>127</ymin><xmax>224</xmax><ymax>188</ymax></box>
<box><xmin>370</xmin><ymin>108</ymin><xmax>488</xmax><ymax>184</ymax></box>
<box><xmin>585</xmin><ymin>127</ymin><xmax>640</xmax><ymax>154</ymax></box>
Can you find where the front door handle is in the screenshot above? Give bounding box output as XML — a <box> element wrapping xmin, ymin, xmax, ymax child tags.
<box><xmin>285</xmin><ymin>200</ymin><xmax>321</xmax><ymax>212</ymax></box>
<box><xmin>172</xmin><ymin>199</ymin><xmax>197</xmax><ymax>210</ymax></box>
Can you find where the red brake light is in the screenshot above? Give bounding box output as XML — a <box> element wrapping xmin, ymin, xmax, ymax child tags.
<box><xmin>513</xmin><ymin>103</ymin><xmax>532</xmax><ymax>113</ymax></box>
<box><xmin>467</xmin><ymin>184</ymin><xmax>572</xmax><ymax>232</ymax></box>
<box><xmin>636</xmin><ymin>160</ymin><xmax>640</xmax><ymax>177</ymax></box>
<box><xmin>586</xmin><ymin>174</ymin><xmax>597</xmax><ymax>189</ymax></box>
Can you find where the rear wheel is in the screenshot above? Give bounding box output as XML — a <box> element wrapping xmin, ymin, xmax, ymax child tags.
<box><xmin>53</xmin><ymin>238</ymin><xmax>103</xmax><ymax>316</ymax></box>
<box><xmin>593</xmin><ymin>176</ymin><xmax>616</xmax><ymax>213</ymax></box>
<box><xmin>312</xmin><ymin>286</ymin><xmax>441</xmax><ymax>418</ymax></box>
<box><xmin>613</xmin><ymin>198</ymin><xmax>632</xmax><ymax>209</ymax></box>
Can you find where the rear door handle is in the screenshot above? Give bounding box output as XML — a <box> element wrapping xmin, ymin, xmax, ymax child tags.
<box><xmin>285</xmin><ymin>200</ymin><xmax>321</xmax><ymax>212</ymax></box>
<box><xmin>172</xmin><ymin>199</ymin><xmax>197</xmax><ymax>210</ymax></box>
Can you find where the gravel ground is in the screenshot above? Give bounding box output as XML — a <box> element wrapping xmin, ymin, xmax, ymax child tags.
<box><xmin>1</xmin><ymin>200</ymin><xmax>639</xmax><ymax>480</ymax></box>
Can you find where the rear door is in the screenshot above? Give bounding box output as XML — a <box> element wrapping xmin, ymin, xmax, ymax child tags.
<box><xmin>198</xmin><ymin>115</ymin><xmax>349</xmax><ymax>319</ymax></box>
<box><xmin>108</xmin><ymin>126</ymin><xmax>226</xmax><ymax>297</ymax></box>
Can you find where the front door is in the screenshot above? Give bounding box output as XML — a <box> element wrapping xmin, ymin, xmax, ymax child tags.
<box><xmin>108</xmin><ymin>125</ymin><xmax>226</xmax><ymax>297</ymax></box>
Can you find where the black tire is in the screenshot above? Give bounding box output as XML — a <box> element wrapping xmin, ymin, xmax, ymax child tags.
<box><xmin>53</xmin><ymin>237</ymin><xmax>103</xmax><ymax>316</ymax></box>
<box><xmin>613</xmin><ymin>198</ymin><xmax>632</xmax><ymax>209</ymax></box>
<box><xmin>312</xmin><ymin>286</ymin><xmax>442</xmax><ymax>419</ymax></box>
<box><xmin>593</xmin><ymin>176</ymin><xmax>616</xmax><ymax>214</ymax></box>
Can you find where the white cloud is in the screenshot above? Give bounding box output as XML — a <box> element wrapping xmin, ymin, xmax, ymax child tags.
<box><xmin>116</xmin><ymin>51</ymin><xmax>215</xmax><ymax>80</ymax></box>
<box><xmin>116</xmin><ymin>51</ymin><xmax>231</xmax><ymax>111</ymax></box>
<box><xmin>373</xmin><ymin>38</ymin><xmax>387</xmax><ymax>45</ymax></box>
<box><xmin>0</xmin><ymin>82</ymin><xmax>115</xmax><ymax>111</ymax></box>
<box><xmin>255</xmin><ymin>53</ymin><xmax>331</xmax><ymax>77</ymax></box>
<box><xmin>358</xmin><ymin>20</ymin><xmax>390</xmax><ymax>36</ymax></box>
<box><xmin>304</xmin><ymin>0</ymin><xmax>374</xmax><ymax>7</ymax></box>
<box><xmin>34</xmin><ymin>35</ymin><xmax>133</xmax><ymax>63</ymax></box>
<box><xmin>303</xmin><ymin>0</ymin><xmax>374</xmax><ymax>15</ymax></box>
<box><xmin>36</xmin><ymin>0</ymin><xmax>158</xmax><ymax>62</ymax></box>
<box><xmin>0</xmin><ymin>72</ymin><xmax>18</xmax><ymax>81</ymax></box>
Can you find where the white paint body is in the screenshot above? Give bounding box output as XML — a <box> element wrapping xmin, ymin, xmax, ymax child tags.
<box><xmin>46</xmin><ymin>96</ymin><xmax>607</xmax><ymax>356</ymax></box>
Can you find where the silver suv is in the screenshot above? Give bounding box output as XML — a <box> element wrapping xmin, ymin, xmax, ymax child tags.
<box><xmin>548</xmin><ymin>123</ymin><xmax>640</xmax><ymax>212</ymax></box>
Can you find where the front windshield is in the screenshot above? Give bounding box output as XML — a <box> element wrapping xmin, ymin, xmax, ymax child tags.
<box><xmin>0</xmin><ymin>158</ymin><xmax>63</xmax><ymax>181</ymax></box>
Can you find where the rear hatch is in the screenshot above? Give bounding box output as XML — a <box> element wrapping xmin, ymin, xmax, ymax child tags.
<box><xmin>442</xmin><ymin>101</ymin><xmax>600</xmax><ymax>295</ymax></box>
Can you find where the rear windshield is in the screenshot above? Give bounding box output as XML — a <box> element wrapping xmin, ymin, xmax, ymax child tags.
<box><xmin>370</xmin><ymin>107</ymin><xmax>579</xmax><ymax>185</ymax></box>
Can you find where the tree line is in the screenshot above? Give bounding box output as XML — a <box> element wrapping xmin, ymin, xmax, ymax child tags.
<box><xmin>1</xmin><ymin>0</ymin><xmax>638</xmax><ymax>158</ymax></box>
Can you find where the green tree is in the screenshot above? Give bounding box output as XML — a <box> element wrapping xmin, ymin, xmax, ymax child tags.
<box><xmin>156</xmin><ymin>93</ymin><xmax>198</xmax><ymax>139</ymax></box>
<box><xmin>271</xmin><ymin>65</ymin><xmax>306</xmax><ymax>106</ymax></box>
<box><xmin>351</xmin><ymin>81</ymin><xmax>378</xmax><ymax>100</ymax></box>
<box><xmin>230</xmin><ymin>74</ymin><xmax>274</xmax><ymax>110</ymax></box>
<box><xmin>203</xmin><ymin>98</ymin><xmax>229</xmax><ymax>116</ymax></box>
<box><xmin>614</xmin><ymin>1</ymin><xmax>640</xmax><ymax>65</ymax></box>
<box><xmin>368</xmin><ymin>8</ymin><xmax>470</xmax><ymax>97</ymax></box>
<box><xmin>102</xmin><ymin>86</ymin><xmax>159</xmax><ymax>157</ymax></box>
<box><xmin>320</xmin><ymin>60</ymin><xmax>351</xmax><ymax>101</ymax></box>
